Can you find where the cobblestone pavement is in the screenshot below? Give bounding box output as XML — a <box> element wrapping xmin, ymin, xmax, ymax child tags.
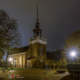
<box><xmin>0</xmin><ymin>69</ymin><xmax>80</xmax><ymax>80</ymax></box>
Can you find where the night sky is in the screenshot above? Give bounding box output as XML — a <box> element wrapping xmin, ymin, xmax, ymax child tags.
<box><xmin>0</xmin><ymin>0</ymin><xmax>80</xmax><ymax>51</ymax></box>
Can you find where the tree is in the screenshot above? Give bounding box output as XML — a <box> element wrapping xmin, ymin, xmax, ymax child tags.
<box><xmin>0</xmin><ymin>9</ymin><xmax>22</xmax><ymax>68</ymax></box>
<box><xmin>46</xmin><ymin>50</ymin><xmax>63</xmax><ymax>62</ymax></box>
<box><xmin>64</xmin><ymin>31</ymin><xmax>80</xmax><ymax>63</ymax></box>
<box><xmin>52</xmin><ymin>61</ymin><xmax>56</xmax><ymax>68</ymax></box>
<box><xmin>59</xmin><ymin>58</ymin><xmax>67</xmax><ymax>68</ymax></box>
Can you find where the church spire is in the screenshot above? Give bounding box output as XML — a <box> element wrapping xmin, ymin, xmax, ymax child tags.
<box><xmin>35</xmin><ymin>6</ymin><xmax>40</xmax><ymax>28</ymax></box>
<box><xmin>33</xmin><ymin>6</ymin><xmax>42</xmax><ymax>37</ymax></box>
<box><xmin>37</xmin><ymin>6</ymin><xmax>38</xmax><ymax>22</ymax></box>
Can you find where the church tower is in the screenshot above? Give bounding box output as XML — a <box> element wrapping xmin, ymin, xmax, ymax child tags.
<box><xmin>29</xmin><ymin>6</ymin><xmax>47</xmax><ymax>62</ymax></box>
<box><xmin>33</xmin><ymin>6</ymin><xmax>42</xmax><ymax>37</ymax></box>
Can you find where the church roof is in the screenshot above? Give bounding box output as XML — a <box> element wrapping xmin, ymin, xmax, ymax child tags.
<box><xmin>8</xmin><ymin>46</ymin><xmax>29</xmax><ymax>56</ymax></box>
<box><xmin>18</xmin><ymin>46</ymin><xmax>29</xmax><ymax>53</ymax></box>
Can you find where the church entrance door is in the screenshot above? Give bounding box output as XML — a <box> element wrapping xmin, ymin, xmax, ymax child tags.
<box><xmin>14</xmin><ymin>59</ymin><xmax>17</xmax><ymax>67</ymax></box>
<box><xmin>28</xmin><ymin>62</ymin><xmax>30</xmax><ymax>68</ymax></box>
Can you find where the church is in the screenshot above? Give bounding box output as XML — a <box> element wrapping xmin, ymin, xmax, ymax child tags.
<box><xmin>8</xmin><ymin>7</ymin><xmax>47</xmax><ymax>68</ymax></box>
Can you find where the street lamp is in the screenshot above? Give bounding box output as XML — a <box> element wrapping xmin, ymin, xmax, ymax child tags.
<box><xmin>8</xmin><ymin>57</ymin><xmax>13</xmax><ymax>69</ymax></box>
<box><xmin>70</xmin><ymin>50</ymin><xmax>77</xmax><ymax>65</ymax></box>
<box><xmin>70</xmin><ymin>50</ymin><xmax>77</xmax><ymax>73</ymax></box>
<box><xmin>70</xmin><ymin>51</ymin><xmax>76</xmax><ymax>57</ymax></box>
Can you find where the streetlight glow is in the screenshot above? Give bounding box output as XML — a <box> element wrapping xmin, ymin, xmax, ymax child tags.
<box><xmin>70</xmin><ymin>51</ymin><xmax>76</xmax><ymax>57</ymax></box>
<box><xmin>66</xmin><ymin>47</ymin><xmax>79</xmax><ymax>63</ymax></box>
<box><xmin>9</xmin><ymin>58</ymin><xmax>12</xmax><ymax>61</ymax></box>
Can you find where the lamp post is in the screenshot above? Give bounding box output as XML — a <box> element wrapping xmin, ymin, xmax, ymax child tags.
<box><xmin>8</xmin><ymin>57</ymin><xmax>13</xmax><ymax>69</ymax></box>
<box><xmin>70</xmin><ymin>51</ymin><xmax>76</xmax><ymax>64</ymax></box>
<box><xmin>70</xmin><ymin>51</ymin><xmax>76</xmax><ymax>58</ymax></box>
<box><xmin>70</xmin><ymin>51</ymin><xmax>76</xmax><ymax>71</ymax></box>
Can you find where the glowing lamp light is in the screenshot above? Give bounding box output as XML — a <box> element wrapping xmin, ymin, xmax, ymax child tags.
<box><xmin>70</xmin><ymin>51</ymin><xmax>76</xmax><ymax>57</ymax></box>
<box><xmin>1</xmin><ymin>59</ymin><xmax>3</xmax><ymax>61</ymax></box>
<box><xmin>9</xmin><ymin>58</ymin><xmax>12</xmax><ymax>61</ymax></box>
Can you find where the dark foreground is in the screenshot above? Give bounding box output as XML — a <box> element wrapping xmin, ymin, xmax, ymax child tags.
<box><xmin>0</xmin><ymin>69</ymin><xmax>80</xmax><ymax>80</ymax></box>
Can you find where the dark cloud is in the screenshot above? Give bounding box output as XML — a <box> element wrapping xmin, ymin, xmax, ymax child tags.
<box><xmin>0</xmin><ymin>0</ymin><xmax>80</xmax><ymax>51</ymax></box>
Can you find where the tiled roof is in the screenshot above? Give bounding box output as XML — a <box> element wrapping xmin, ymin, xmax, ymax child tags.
<box><xmin>18</xmin><ymin>46</ymin><xmax>29</xmax><ymax>53</ymax></box>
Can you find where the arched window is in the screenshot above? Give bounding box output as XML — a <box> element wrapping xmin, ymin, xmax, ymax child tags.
<box><xmin>40</xmin><ymin>31</ymin><xmax>41</xmax><ymax>37</ymax></box>
<box><xmin>37</xmin><ymin>30</ymin><xmax>39</xmax><ymax>35</ymax></box>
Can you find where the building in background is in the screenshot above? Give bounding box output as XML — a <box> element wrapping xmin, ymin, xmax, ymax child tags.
<box><xmin>8</xmin><ymin>6</ymin><xmax>47</xmax><ymax>68</ymax></box>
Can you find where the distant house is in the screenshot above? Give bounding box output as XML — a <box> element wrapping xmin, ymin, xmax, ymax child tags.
<box><xmin>8</xmin><ymin>7</ymin><xmax>47</xmax><ymax>68</ymax></box>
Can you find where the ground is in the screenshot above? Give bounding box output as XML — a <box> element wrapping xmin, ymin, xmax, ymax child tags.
<box><xmin>0</xmin><ymin>68</ymin><xmax>80</xmax><ymax>80</ymax></box>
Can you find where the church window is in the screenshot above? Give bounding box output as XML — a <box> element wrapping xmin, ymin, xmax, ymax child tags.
<box><xmin>34</xmin><ymin>33</ymin><xmax>35</xmax><ymax>37</ymax></box>
<box><xmin>41</xmin><ymin>48</ymin><xmax>43</xmax><ymax>56</ymax></box>
<box><xmin>37</xmin><ymin>31</ymin><xmax>38</xmax><ymax>35</ymax></box>
<box><xmin>40</xmin><ymin>31</ymin><xmax>41</xmax><ymax>37</ymax></box>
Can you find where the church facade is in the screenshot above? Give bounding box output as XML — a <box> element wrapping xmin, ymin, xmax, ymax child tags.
<box><xmin>8</xmin><ymin>7</ymin><xmax>47</xmax><ymax>68</ymax></box>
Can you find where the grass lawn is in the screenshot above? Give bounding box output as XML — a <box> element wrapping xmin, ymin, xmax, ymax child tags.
<box><xmin>0</xmin><ymin>67</ymin><xmax>34</xmax><ymax>70</ymax></box>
